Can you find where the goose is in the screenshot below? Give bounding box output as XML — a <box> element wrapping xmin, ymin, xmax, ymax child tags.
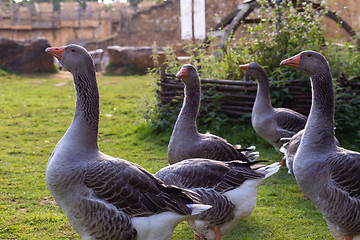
<box><xmin>45</xmin><ymin>44</ymin><xmax>211</xmax><ymax>240</ymax></box>
<box><xmin>281</xmin><ymin>50</ymin><xmax>360</xmax><ymax>240</ymax></box>
<box><xmin>155</xmin><ymin>159</ymin><xmax>280</xmax><ymax>240</ymax></box>
<box><xmin>239</xmin><ymin>62</ymin><xmax>307</xmax><ymax>153</ymax></box>
<box><xmin>167</xmin><ymin>64</ymin><xmax>258</xmax><ymax>165</ymax></box>
<box><xmin>280</xmin><ymin>129</ymin><xmax>340</xmax><ymax>176</ymax></box>
<box><xmin>279</xmin><ymin>129</ymin><xmax>304</xmax><ymax>176</ymax></box>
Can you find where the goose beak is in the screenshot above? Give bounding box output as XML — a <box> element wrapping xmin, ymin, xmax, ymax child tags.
<box><xmin>239</xmin><ymin>64</ymin><xmax>249</xmax><ymax>70</ymax></box>
<box><xmin>176</xmin><ymin>67</ymin><xmax>188</xmax><ymax>79</ymax></box>
<box><xmin>280</xmin><ymin>53</ymin><xmax>301</xmax><ymax>68</ymax></box>
<box><xmin>45</xmin><ymin>46</ymin><xmax>66</xmax><ymax>60</ymax></box>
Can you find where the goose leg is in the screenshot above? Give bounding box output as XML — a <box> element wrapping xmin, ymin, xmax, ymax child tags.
<box><xmin>194</xmin><ymin>234</ymin><xmax>201</xmax><ymax>240</ymax></box>
<box><xmin>345</xmin><ymin>236</ymin><xmax>353</xmax><ymax>240</ymax></box>
<box><xmin>213</xmin><ymin>226</ymin><xmax>221</xmax><ymax>240</ymax></box>
<box><xmin>280</xmin><ymin>153</ymin><xmax>286</xmax><ymax>166</ymax></box>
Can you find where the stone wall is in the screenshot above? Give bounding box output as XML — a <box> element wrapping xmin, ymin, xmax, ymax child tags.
<box><xmin>114</xmin><ymin>0</ymin><xmax>240</xmax><ymax>47</ymax></box>
<box><xmin>115</xmin><ymin>1</ymin><xmax>180</xmax><ymax>47</ymax></box>
<box><xmin>0</xmin><ymin>1</ymin><xmax>120</xmax><ymax>47</ymax></box>
<box><xmin>0</xmin><ymin>1</ymin><xmax>359</xmax><ymax>49</ymax></box>
<box><xmin>0</xmin><ymin>38</ymin><xmax>54</xmax><ymax>73</ymax></box>
<box><xmin>0</xmin><ymin>23</ymin><xmax>111</xmax><ymax>48</ymax></box>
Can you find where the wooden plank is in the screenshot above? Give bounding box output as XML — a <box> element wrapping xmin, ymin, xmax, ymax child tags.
<box><xmin>157</xmin><ymin>82</ymin><xmax>184</xmax><ymax>89</ymax></box>
<box><xmin>201</xmin><ymin>78</ymin><xmax>255</xmax><ymax>86</ymax></box>
<box><xmin>157</xmin><ymin>90</ymin><xmax>179</xmax><ymax>95</ymax></box>
<box><xmin>222</xmin><ymin>109</ymin><xmax>250</xmax><ymax>117</ymax></box>
<box><xmin>222</xmin><ymin>105</ymin><xmax>253</xmax><ymax>111</ymax></box>
<box><xmin>215</xmin><ymin>92</ymin><xmax>256</xmax><ymax>99</ymax></box>
<box><xmin>202</xmin><ymin>84</ymin><xmax>258</xmax><ymax>92</ymax></box>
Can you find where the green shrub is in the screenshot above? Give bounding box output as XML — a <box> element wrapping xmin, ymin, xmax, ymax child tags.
<box><xmin>0</xmin><ymin>66</ymin><xmax>17</xmax><ymax>76</ymax></box>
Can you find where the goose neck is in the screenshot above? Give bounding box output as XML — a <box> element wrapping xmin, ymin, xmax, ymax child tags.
<box><xmin>302</xmin><ymin>71</ymin><xmax>335</xmax><ymax>148</ymax></box>
<box><xmin>254</xmin><ymin>76</ymin><xmax>272</xmax><ymax>112</ymax></box>
<box><xmin>173</xmin><ymin>84</ymin><xmax>200</xmax><ymax>135</ymax></box>
<box><xmin>70</xmin><ymin>72</ymin><xmax>100</xmax><ymax>149</ymax></box>
<box><xmin>309</xmin><ymin>72</ymin><xmax>334</xmax><ymax>126</ymax></box>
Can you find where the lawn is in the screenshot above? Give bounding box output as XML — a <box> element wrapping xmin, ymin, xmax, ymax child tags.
<box><xmin>0</xmin><ymin>72</ymin><xmax>338</xmax><ymax>239</ymax></box>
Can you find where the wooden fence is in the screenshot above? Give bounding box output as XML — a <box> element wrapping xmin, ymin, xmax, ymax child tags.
<box><xmin>156</xmin><ymin>70</ymin><xmax>360</xmax><ymax>120</ymax></box>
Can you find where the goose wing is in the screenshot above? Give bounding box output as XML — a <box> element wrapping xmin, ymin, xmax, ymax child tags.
<box><xmin>320</xmin><ymin>149</ymin><xmax>360</xmax><ymax>234</ymax></box>
<box><xmin>200</xmin><ymin>133</ymin><xmax>251</xmax><ymax>162</ymax></box>
<box><xmin>84</xmin><ymin>157</ymin><xmax>196</xmax><ymax>217</ymax></box>
<box><xmin>189</xmin><ymin>188</ymin><xmax>235</xmax><ymax>226</ymax></box>
<box><xmin>155</xmin><ymin>159</ymin><xmax>264</xmax><ymax>193</ymax></box>
<box><xmin>328</xmin><ymin>149</ymin><xmax>360</xmax><ymax>199</ymax></box>
<box><xmin>274</xmin><ymin>108</ymin><xmax>307</xmax><ymax>135</ymax></box>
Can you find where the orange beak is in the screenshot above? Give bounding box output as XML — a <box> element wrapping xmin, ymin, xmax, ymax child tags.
<box><xmin>45</xmin><ymin>46</ymin><xmax>66</xmax><ymax>60</ymax></box>
<box><xmin>239</xmin><ymin>64</ymin><xmax>249</xmax><ymax>70</ymax></box>
<box><xmin>280</xmin><ymin>53</ymin><xmax>301</xmax><ymax>68</ymax></box>
<box><xmin>176</xmin><ymin>67</ymin><xmax>188</xmax><ymax>79</ymax></box>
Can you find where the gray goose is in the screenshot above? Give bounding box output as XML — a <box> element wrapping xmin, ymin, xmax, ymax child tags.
<box><xmin>279</xmin><ymin>129</ymin><xmax>305</xmax><ymax>176</ymax></box>
<box><xmin>239</xmin><ymin>62</ymin><xmax>307</xmax><ymax>153</ymax></box>
<box><xmin>281</xmin><ymin>50</ymin><xmax>360</xmax><ymax>240</ymax></box>
<box><xmin>156</xmin><ymin>159</ymin><xmax>280</xmax><ymax>240</ymax></box>
<box><xmin>280</xmin><ymin>129</ymin><xmax>340</xmax><ymax>176</ymax></box>
<box><xmin>167</xmin><ymin>64</ymin><xmax>258</xmax><ymax>165</ymax></box>
<box><xmin>45</xmin><ymin>45</ymin><xmax>211</xmax><ymax>240</ymax></box>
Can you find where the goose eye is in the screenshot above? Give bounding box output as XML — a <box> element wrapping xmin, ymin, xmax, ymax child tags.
<box><xmin>71</xmin><ymin>48</ymin><xmax>75</xmax><ymax>52</ymax></box>
<box><xmin>306</xmin><ymin>54</ymin><xmax>312</xmax><ymax>57</ymax></box>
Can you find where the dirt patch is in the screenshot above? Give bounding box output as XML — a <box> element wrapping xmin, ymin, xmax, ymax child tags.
<box><xmin>39</xmin><ymin>197</ymin><xmax>57</xmax><ymax>206</ymax></box>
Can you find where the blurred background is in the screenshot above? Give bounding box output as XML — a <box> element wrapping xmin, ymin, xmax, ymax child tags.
<box><xmin>0</xmin><ymin>0</ymin><xmax>359</xmax><ymax>54</ymax></box>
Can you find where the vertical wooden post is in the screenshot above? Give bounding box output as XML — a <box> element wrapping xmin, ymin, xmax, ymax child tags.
<box><xmin>160</xmin><ymin>64</ymin><xmax>166</xmax><ymax>80</ymax></box>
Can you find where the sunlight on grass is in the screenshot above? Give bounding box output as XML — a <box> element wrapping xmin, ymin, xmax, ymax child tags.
<box><xmin>0</xmin><ymin>73</ymin><xmax>333</xmax><ymax>239</ymax></box>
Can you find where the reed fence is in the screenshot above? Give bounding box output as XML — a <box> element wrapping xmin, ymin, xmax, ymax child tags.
<box><xmin>156</xmin><ymin>70</ymin><xmax>360</xmax><ymax>120</ymax></box>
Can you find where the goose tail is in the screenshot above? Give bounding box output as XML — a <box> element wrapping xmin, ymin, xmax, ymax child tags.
<box><xmin>279</xmin><ymin>143</ymin><xmax>288</xmax><ymax>155</ymax></box>
<box><xmin>256</xmin><ymin>162</ymin><xmax>281</xmax><ymax>179</ymax></box>
<box><xmin>279</xmin><ymin>137</ymin><xmax>292</xmax><ymax>155</ymax></box>
<box><xmin>186</xmin><ymin>204</ymin><xmax>212</xmax><ymax>216</ymax></box>
<box><xmin>236</xmin><ymin>145</ymin><xmax>260</xmax><ymax>162</ymax></box>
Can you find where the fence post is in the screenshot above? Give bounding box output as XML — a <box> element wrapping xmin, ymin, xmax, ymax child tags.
<box><xmin>160</xmin><ymin>64</ymin><xmax>166</xmax><ymax>80</ymax></box>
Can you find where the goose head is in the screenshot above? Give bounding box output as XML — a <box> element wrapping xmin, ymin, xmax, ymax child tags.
<box><xmin>280</xmin><ymin>50</ymin><xmax>329</xmax><ymax>77</ymax></box>
<box><xmin>176</xmin><ymin>64</ymin><xmax>200</xmax><ymax>88</ymax></box>
<box><xmin>46</xmin><ymin>44</ymin><xmax>95</xmax><ymax>75</ymax></box>
<box><xmin>239</xmin><ymin>62</ymin><xmax>268</xmax><ymax>83</ymax></box>
<box><xmin>45</xmin><ymin>44</ymin><xmax>99</xmax><ymax>133</ymax></box>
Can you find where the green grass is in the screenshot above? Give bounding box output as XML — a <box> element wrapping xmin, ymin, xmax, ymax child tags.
<box><xmin>0</xmin><ymin>72</ymin><xmax>341</xmax><ymax>239</ymax></box>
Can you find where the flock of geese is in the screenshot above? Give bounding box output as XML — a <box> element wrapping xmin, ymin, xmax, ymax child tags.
<box><xmin>45</xmin><ymin>44</ymin><xmax>360</xmax><ymax>240</ymax></box>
